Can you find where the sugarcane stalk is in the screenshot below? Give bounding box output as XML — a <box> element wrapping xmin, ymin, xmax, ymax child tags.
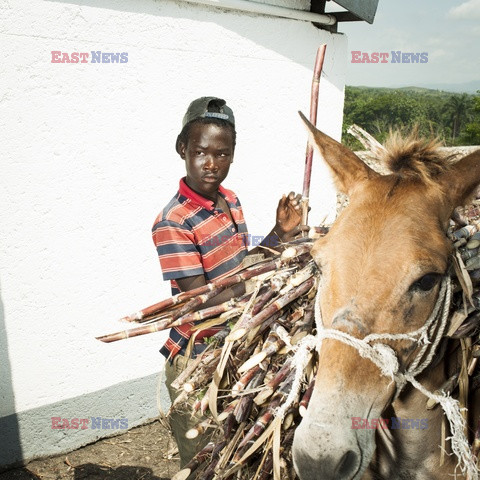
<box><xmin>97</xmin><ymin>286</ymin><xmax>226</xmax><ymax>343</ymax></box>
<box><xmin>279</xmin><ymin>243</ymin><xmax>313</xmax><ymax>261</ymax></box>
<box><xmin>192</xmin><ymin>397</ymin><xmax>201</xmax><ymax>414</ymax></box>
<box><xmin>201</xmin><ymin>440</ymin><xmax>228</xmax><ymax>480</ymax></box>
<box><xmin>238</xmin><ymin>332</ymin><xmax>285</xmax><ymax>374</ymax></box>
<box><xmin>242</xmin><ymin>282</ymin><xmax>288</xmax><ymax>346</ymax></box>
<box><xmin>272</xmin><ymin>323</ymin><xmax>293</xmax><ymax>352</ymax></box>
<box><xmin>283</xmin><ymin>427</ymin><xmax>296</xmax><ymax>447</ymax></box>
<box><xmin>118</xmin><ymin>256</ymin><xmax>293</xmax><ymax>323</ymax></box>
<box><xmin>234</xmin><ymin>395</ymin><xmax>282</xmax><ymax>461</ymax></box>
<box><xmin>472</xmin><ymin>419</ymin><xmax>480</xmax><ymax>459</ymax></box>
<box><xmin>232</xmin><ymin>365</ymin><xmax>262</xmax><ymax>397</ymax></box>
<box><xmin>286</xmin><ymin>307</ymin><xmax>306</xmax><ymax>328</ymax></box>
<box><xmin>254</xmin><ymin>359</ymin><xmax>293</xmax><ymax>406</ymax></box>
<box><xmin>171</xmin><ymin>441</ymin><xmax>215</xmax><ymax>480</ymax></box>
<box><xmin>170</xmin><ymin>348</ymin><xmax>219</xmax><ymax>391</ymax></box>
<box><xmin>251</xmin><ymin>286</ymin><xmax>281</xmax><ymax>316</ymax></box>
<box><xmin>282</xmin><ymin>410</ymin><xmax>295</xmax><ymax>431</ymax></box>
<box><xmin>228</xmin><ymin>277</ymin><xmax>315</xmax><ymax>342</ymax></box>
<box><xmin>183</xmin><ymin>358</ymin><xmax>221</xmax><ymax>393</ymax></box>
<box><xmin>128</xmin><ymin>300</ymin><xmax>189</xmax><ymax>324</ymax></box>
<box><xmin>256</xmin><ymin>449</ymin><xmax>273</xmax><ymax>480</ymax></box>
<box><xmin>185</xmin><ymin>419</ymin><xmax>218</xmax><ymax>439</ymax></box>
<box><xmin>301</xmin><ymin>44</ymin><xmax>327</xmax><ymax>227</ymax></box>
<box><xmin>200</xmin><ymin>391</ymin><xmax>210</xmax><ymax>415</ymax></box>
<box><xmin>468</xmin><ymin>357</ymin><xmax>478</xmax><ymax>376</ymax></box>
<box><xmin>218</xmin><ymin>400</ymin><xmax>240</xmax><ymax>422</ymax></box>
<box><xmin>234</xmin><ymin>364</ymin><xmax>268</xmax><ymax>424</ymax></box>
<box><xmin>232</xmin><ymin>341</ymin><xmax>259</xmax><ymax>369</ymax></box>
<box><xmin>171</xmin><ymin>294</ymin><xmax>249</xmax><ymax>328</ymax></box>
<box><xmin>168</xmin><ymin>390</ymin><xmax>189</xmax><ymax>415</ymax></box>
<box><xmin>234</xmin><ymin>374</ymin><xmax>294</xmax><ymax>461</ymax></box>
<box><xmin>347</xmin><ymin>124</ymin><xmax>386</xmax><ymax>156</ymax></box>
<box><xmin>234</xmin><ymin>395</ymin><xmax>254</xmax><ymax>424</ymax></box>
<box><xmin>223</xmin><ymin>412</ymin><xmax>237</xmax><ymax>439</ymax></box>
<box><xmin>451</xmin><ymin>311</ymin><xmax>480</xmax><ymax>338</ymax></box>
<box><xmin>246</xmin><ymin>311</ymin><xmax>285</xmax><ymax>346</ymax></box>
<box><xmin>217</xmin><ymin>421</ymin><xmax>248</xmax><ymax>472</ymax></box>
<box><xmin>278</xmin><ymin>261</ymin><xmax>316</xmax><ymax>295</ymax></box>
<box><xmin>290</xmin><ymin>305</ymin><xmax>314</xmax><ymax>337</ymax></box>
<box><xmin>299</xmin><ymin>378</ymin><xmax>316</xmax><ymax>417</ymax></box>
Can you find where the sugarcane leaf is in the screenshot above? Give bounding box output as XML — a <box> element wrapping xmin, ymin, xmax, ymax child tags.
<box><xmin>273</xmin><ymin>417</ymin><xmax>282</xmax><ymax>480</ymax></box>
<box><xmin>224</xmin><ymin>417</ymin><xmax>281</xmax><ymax>477</ymax></box>
<box><xmin>190</xmin><ymin>316</ymin><xmax>230</xmax><ymax>332</ymax></box>
<box><xmin>216</xmin><ymin>282</ymin><xmax>266</xmax><ymax>422</ymax></box>
<box><xmin>209</xmin><ymin>341</ymin><xmax>234</xmax><ymax>421</ymax></box>
<box><xmin>446</xmin><ymin>309</ymin><xmax>470</xmax><ymax>337</ymax></box>
<box><xmin>253</xmin><ymin>438</ymin><xmax>273</xmax><ymax>480</ymax></box>
<box><xmin>217</xmin><ymin>421</ymin><xmax>247</xmax><ymax>471</ymax></box>
<box><xmin>458</xmin><ymin>338</ymin><xmax>471</xmax><ymax>424</ymax></box>
<box><xmin>452</xmin><ymin>250</ymin><xmax>474</xmax><ymax>308</ymax></box>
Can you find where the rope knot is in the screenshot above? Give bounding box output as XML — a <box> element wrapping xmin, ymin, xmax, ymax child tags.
<box><xmin>370</xmin><ymin>343</ymin><xmax>399</xmax><ymax>378</ymax></box>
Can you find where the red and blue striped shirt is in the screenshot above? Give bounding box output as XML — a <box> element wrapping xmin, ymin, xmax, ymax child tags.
<box><xmin>152</xmin><ymin>178</ymin><xmax>248</xmax><ymax>360</ymax></box>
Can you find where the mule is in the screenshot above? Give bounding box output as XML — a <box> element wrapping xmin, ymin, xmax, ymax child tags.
<box><xmin>292</xmin><ymin>113</ymin><xmax>480</xmax><ymax>480</ymax></box>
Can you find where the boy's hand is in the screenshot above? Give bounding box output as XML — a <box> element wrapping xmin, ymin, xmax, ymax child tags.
<box><xmin>275</xmin><ymin>192</ymin><xmax>307</xmax><ymax>241</ymax></box>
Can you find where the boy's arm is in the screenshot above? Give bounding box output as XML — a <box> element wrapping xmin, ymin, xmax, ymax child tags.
<box><xmin>249</xmin><ymin>192</ymin><xmax>308</xmax><ymax>255</ymax></box>
<box><xmin>273</xmin><ymin>191</ymin><xmax>304</xmax><ymax>239</ymax></box>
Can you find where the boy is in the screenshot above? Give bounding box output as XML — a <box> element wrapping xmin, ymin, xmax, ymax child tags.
<box><xmin>152</xmin><ymin>97</ymin><xmax>304</xmax><ymax>465</ymax></box>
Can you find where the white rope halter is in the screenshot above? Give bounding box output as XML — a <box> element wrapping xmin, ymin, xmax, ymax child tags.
<box><xmin>276</xmin><ymin>276</ymin><xmax>479</xmax><ymax>479</ymax></box>
<box><xmin>314</xmin><ymin>277</ymin><xmax>452</xmax><ymax>396</ymax></box>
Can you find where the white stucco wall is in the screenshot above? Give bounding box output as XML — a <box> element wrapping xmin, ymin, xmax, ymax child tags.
<box><xmin>0</xmin><ymin>0</ymin><xmax>347</xmax><ymax>464</ymax></box>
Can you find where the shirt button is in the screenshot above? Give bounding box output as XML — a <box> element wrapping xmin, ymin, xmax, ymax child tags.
<box><xmin>231</xmin><ymin>227</ymin><xmax>235</xmax><ymax>232</ymax></box>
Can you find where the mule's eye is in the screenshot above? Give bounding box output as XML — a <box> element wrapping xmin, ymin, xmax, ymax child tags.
<box><xmin>411</xmin><ymin>273</ymin><xmax>442</xmax><ymax>292</ymax></box>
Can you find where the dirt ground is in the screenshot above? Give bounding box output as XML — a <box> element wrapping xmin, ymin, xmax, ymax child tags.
<box><xmin>0</xmin><ymin>419</ymin><xmax>180</xmax><ymax>480</ymax></box>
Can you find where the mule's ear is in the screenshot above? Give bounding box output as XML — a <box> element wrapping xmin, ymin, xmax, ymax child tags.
<box><xmin>299</xmin><ymin>111</ymin><xmax>378</xmax><ymax>195</ymax></box>
<box><xmin>439</xmin><ymin>149</ymin><xmax>480</xmax><ymax>215</ymax></box>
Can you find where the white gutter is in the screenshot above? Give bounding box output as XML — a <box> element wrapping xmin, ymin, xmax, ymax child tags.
<box><xmin>182</xmin><ymin>0</ymin><xmax>337</xmax><ymax>25</ymax></box>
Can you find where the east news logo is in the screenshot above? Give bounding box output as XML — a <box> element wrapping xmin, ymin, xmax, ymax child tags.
<box><xmin>51</xmin><ymin>51</ymin><xmax>128</xmax><ymax>63</ymax></box>
<box><xmin>51</xmin><ymin>417</ymin><xmax>128</xmax><ymax>429</ymax></box>
<box><xmin>351</xmin><ymin>51</ymin><xmax>429</xmax><ymax>63</ymax></box>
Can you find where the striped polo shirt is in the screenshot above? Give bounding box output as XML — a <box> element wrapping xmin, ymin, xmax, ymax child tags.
<box><xmin>152</xmin><ymin>178</ymin><xmax>248</xmax><ymax>360</ymax></box>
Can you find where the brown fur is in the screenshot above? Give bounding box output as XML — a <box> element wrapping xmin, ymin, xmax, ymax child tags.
<box><xmin>381</xmin><ymin>128</ymin><xmax>450</xmax><ymax>185</ymax></box>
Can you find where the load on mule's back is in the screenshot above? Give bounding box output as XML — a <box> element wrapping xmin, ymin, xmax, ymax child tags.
<box><xmin>292</xmin><ymin>113</ymin><xmax>480</xmax><ymax>480</ymax></box>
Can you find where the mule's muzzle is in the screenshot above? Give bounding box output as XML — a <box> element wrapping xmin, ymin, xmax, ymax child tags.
<box><xmin>293</xmin><ymin>430</ymin><xmax>361</xmax><ymax>480</ymax></box>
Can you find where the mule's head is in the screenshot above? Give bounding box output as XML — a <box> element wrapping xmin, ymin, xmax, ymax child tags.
<box><xmin>292</xmin><ymin>113</ymin><xmax>480</xmax><ymax>480</ymax></box>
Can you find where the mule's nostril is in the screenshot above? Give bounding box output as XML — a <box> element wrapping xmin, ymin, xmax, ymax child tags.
<box><xmin>335</xmin><ymin>450</ymin><xmax>359</xmax><ymax>478</ymax></box>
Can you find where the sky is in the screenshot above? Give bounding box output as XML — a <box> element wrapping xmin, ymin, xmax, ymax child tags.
<box><xmin>334</xmin><ymin>0</ymin><xmax>480</xmax><ymax>91</ymax></box>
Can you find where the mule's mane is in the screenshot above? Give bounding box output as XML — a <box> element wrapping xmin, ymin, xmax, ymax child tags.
<box><xmin>380</xmin><ymin>129</ymin><xmax>451</xmax><ymax>187</ymax></box>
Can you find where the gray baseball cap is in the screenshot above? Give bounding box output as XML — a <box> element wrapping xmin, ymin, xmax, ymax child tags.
<box><xmin>181</xmin><ymin>97</ymin><xmax>235</xmax><ymax>128</ymax></box>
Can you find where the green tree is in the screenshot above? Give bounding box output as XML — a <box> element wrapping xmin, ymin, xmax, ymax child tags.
<box><xmin>342</xmin><ymin>86</ymin><xmax>478</xmax><ymax>148</ymax></box>
<box><xmin>462</xmin><ymin>91</ymin><xmax>480</xmax><ymax>144</ymax></box>
<box><xmin>446</xmin><ymin>94</ymin><xmax>470</xmax><ymax>140</ymax></box>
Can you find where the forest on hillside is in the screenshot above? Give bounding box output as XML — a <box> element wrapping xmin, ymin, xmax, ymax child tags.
<box><xmin>342</xmin><ymin>86</ymin><xmax>480</xmax><ymax>149</ymax></box>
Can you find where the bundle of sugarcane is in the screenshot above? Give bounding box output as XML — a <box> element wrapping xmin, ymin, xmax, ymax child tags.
<box><xmin>96</xmin><ymin>235</ymin><xmax>323</xmax><ymax>480</ymax></box>
<box><xmin>96</xmin><ymin>238</ymin><xmax>317</xmax><ymax>344</ymax></box>
<box><xmin>167</xmin><ymin>268</ymin><xmax>319</xmax><ymax>480</ymax></box>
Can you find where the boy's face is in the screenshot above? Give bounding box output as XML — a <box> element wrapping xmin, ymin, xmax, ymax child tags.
<box><xmin>179</xmin><ymin>122</ymin><xmax>234</xmax><ymax>199</ymax></box>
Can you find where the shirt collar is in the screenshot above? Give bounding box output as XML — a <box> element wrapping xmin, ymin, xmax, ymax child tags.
<box><xmin>179</xmin><ymin>177</ymin><xmax>233</xmax><ymax>211</ymax></box>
